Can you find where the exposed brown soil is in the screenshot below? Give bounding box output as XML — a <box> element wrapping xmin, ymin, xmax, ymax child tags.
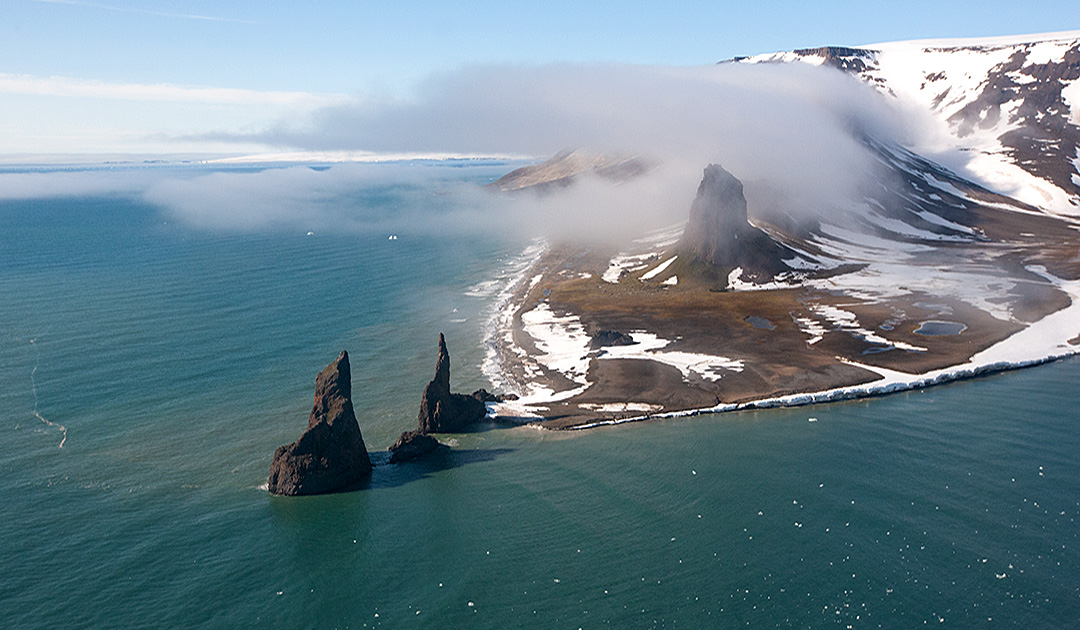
<box><xmin>497</xmin><ymin>239</ymin><xmax>1072</xmax><ymax>430</ymax></box>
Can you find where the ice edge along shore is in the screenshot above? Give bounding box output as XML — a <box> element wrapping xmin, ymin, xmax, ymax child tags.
<box><xmin>569</xmin><ymin>268</ymin><xmax>1080</xmax><ymax>430</ymax></box>
<box><xmin>481</xmin><ymin>243</ymin><xmax>1080</xmax><ymax>430</ymax></box>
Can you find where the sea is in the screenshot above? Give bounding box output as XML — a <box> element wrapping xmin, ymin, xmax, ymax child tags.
<box><xmin>1</xmin><ymin>161</ymin><xmax>1077</xmax><ymax>629</ymax></box>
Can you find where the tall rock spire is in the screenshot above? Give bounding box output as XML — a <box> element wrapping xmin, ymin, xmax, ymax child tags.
<box><xmin>268</xmin><ymin>351</ymin><xmax>372</xmax><ymax>496</ymax></box>
<box><xmin>416</xmin><ymin>333</ymin><xmax>485</xmax><ymax>434</ymax></box>
<box><xmin>679</xmin><ymin>164</ymin><xmax>794</xmax><ymax>275</ymax></box>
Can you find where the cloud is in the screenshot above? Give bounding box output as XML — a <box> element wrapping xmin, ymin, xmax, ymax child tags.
<box><xmin>255</xmin><ymin>61</ymin><xmax>902</xmax><ymax>156</ymax></box>
<box><xmin>0</xmin><ymin>73</ymin><xmax>349</xmax><ymax>107</ymax></box>
<box><xmin>141</xmin><ymin>163</ymin><xmax>507</xmax><ymax>234</ymax></box>
<box><xmin>33</xmin><ymin>0</ymin><xmax>257</xmax><ymax>24</ymax></box>
<box><xmin>1</xmin><ymin>62</ymin><xmax>912</xmax><ymax>240</ymax></box>
<box><xmin>213</xmin><ymin>62</ymin><xmax>909</xmax><ymax>232</ymax></box>
<box><xmin>0</xmin><ymin>168</ymin><xmax>155</xmax><ymax>201</ymax></box>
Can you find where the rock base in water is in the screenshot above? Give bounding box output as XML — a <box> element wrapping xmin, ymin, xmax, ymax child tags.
<box><xmin>388</xmin><ymin>430</ymin><xmax>445</xmax><ymax>463</ymax></box>
<box><xmin>268</xmin><ymin>351</ymin><xmax>372</xmax><ymax>496</ymax></box>
<box><xmin>417</xmin><ymin>333</ymin><xmax>487</xmax><ymax>434</ymax></box>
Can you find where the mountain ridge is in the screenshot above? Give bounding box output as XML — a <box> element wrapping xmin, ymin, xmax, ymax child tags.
<box><xmin>734</xmin><ymin>33</ymin><xmax>1080</xmax><ymax>217</ymax></box>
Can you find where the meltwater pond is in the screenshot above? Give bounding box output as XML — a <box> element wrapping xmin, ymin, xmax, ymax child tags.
<box><xmin>914</xmin><ymin>320</ymin><xmax>968</xmax><ymax>336</ymax></box>
<box><xmin>1</xmin><ymin>163</ymin><xmax>1078</xmax><ymax>628</ymax></box>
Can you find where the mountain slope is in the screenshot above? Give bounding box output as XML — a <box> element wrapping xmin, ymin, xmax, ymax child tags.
<box><xmin>736</xmin><ymin>31</ymin><xmax>1080</xmax><ymax>217</ymax></box>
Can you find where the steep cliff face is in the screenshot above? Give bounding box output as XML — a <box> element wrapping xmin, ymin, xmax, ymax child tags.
<box><xmin>679</xmin><ymin>164</ymin><xmax>794</xmax><ymax>275</ymax></box>
<box><xmin>416</xmin><ymin>334</ymin><xmax>486</xmax><ymax>433</ymax></box>
<box><xmin>268</xmin><ymin>351</ymin><xmax>372</xmax><ymax>496</ymax></box>
<box><xmin>736</xmin><ymin>35</ymin><xmax>1080</xmax><ymax>216</ymax></box>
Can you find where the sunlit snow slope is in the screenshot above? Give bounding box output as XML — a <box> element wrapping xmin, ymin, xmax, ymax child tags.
<box><xmin>740</xmin><ymin>31</ymin><xmax>1080</xmax><ymax>217</ymax></box>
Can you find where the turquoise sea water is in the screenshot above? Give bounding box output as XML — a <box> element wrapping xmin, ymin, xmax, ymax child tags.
<box><xmin>1</xmin><ymin>163</ymin><xmax>1077</xmax><ymax>628</ymax></box>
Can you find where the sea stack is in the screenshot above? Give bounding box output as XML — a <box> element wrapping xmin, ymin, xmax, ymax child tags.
<box><xmin>416</xmin><ymin>333</ymin><xmax>486</xmax><ymax>433</ymax></box>
<box><xmin>267</xmin><ymin>351</ymin><xmax>373</xmax><ymax>496</ymax></box>
<box><xmin>387</xmin><ymin>429</ymin><xmax>444</xmax><ymax>463</ymax></box>
<box><xmin>679</xmin><ymin>164</ymin><xmax>793</xmax><ymax>275</ymax></box>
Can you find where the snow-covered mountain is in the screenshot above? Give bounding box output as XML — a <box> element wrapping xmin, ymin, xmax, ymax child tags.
<box><xmin>736</xmin><ymin>31</ymin><xmax>1080</xmax><ymax>218</ymax></box>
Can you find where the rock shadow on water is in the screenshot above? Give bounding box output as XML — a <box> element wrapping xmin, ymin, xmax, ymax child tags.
<box><xmin>267</xmin><ymin>446</ymin><xmax>516</xmax><ymax>524</ymax></box>
<box><xmin>366</xmin><ymin>446</ymin><xmax>515</xmax><ymax>490</ymax></box>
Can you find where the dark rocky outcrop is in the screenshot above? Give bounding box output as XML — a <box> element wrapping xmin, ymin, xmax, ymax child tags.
<box><xmin>591</xmin><ymin>329</ymin><xmax>636</xmax><ymax>349</ymax></box>
<box><xmin>388</xmin><ymin>429</ymin><xmax>445</xmax><ymax>463</ymax></box>
<box><xmin>267</xmin><ymin>351</ymin><xmax>372</xmax><ymax>496</ymax></box>
<box><xmin>387</xmin><ymin>335</ymin><xmax>496</xmax><ymax>464</ymax></box>
<box><xmin>678</xmin><ymin>164</ymin><xmax>796</xmax><ymax>276</ymax></box>
<box><xmin>470</xmin><ymin>388</ymin><xmax>502</xmax><ymax>403</ymax></box>
<box><xmin>416</xmin><ymin>333</ymin><xmax>487</xmax><ymax>433</ymax></box>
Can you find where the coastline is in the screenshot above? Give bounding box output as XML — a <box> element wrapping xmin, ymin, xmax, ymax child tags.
<box><xmin>483</xmin><ymin>238</ymin><xmax>1080</xmax><ymax>430</ymax></box>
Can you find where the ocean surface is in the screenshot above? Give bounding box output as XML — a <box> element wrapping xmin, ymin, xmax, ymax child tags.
<box><xmin>1</xmin><ymin>162</ymin><xmax>1077</xmax><ymax>629</ymax></box>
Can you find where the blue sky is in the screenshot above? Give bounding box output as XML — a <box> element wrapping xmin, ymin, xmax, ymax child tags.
<box><xmin>1</xmin><ymin>0</ymin><xmax>1076</xmax><ymax>156</ymax></box>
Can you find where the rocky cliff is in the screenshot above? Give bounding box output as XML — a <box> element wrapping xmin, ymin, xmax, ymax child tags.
<box><xmin>679</xmin><ymin>164</ymin><xmax>794</xmax><ymax>276</ymax></box>
<box><xmin>416</xmin><ymin>333</ymin><xmax>486</xmax><ymax>433</ymax></box>
<box><xmin>267</xmin><ymin>351</ymin><xmax>372</xmax><ymax>496</ymax></box>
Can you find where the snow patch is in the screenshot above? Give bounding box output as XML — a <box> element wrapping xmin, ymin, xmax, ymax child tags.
<box><xmin>641</xmin><ymin>255</ymin><xmax>678</xmax><ymax>280</ymax></box>
<box><xmin>519</xmin><ymin>302</ymin><xmax>592</xmax><ymax>386</ymax></box>
<box><xmin>808</xmin><ymin>303</ymin><xmax>927</xmax><ymax>352</ymax></box>
<box><xmin>603</xmin><ymin>252</ymin><xmax>656</xmax><ymax>283</ymax></box>
<box><xmin>726</xmin><ymin>267</ymin><xmax>802</xmax><ymax>291</ymax></box>
<box><xmin>599</xmin><ymin>330</ymin><xmax>743</xmax><ymax>382</ymax></box>
<box><xmin>579</xmin><ymin>402</ymin><xmax>664</xmax><ymax>414</ymax></box>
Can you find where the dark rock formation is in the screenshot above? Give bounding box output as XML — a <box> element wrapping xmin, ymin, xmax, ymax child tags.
<box><xmin>417</xmin><ymin>333</ymin><xmax>487</xmax><ymax>433</ymax></box>
<box><xmin>470</xmin><ymin>388</ymin><xmax>502</xmax><ymax>403</ymax></box>
<box><xmin>591</xmin><ymin>329</ymin><xmax>636</xmax><ymax>349</ymax></box>
<box><xmin>679</xmin><ymin>164</ymin><xmax>795</xmax><ymax>276</ymax></box>
<box><xmin>267</xmin><ymin>351</ymin><xmax>372</xmax><ymax>496</ymax></box>
<box><xmin>388</xmin><ymin>429</ymin><xmax>445</xmax><ymax>463</ymax></box>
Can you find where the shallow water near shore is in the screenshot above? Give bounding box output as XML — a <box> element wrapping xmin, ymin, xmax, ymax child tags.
<box><xmin>2</xmin><ymin>163</ymin><xmax>1078</xmax><ymax>628</ymax></box>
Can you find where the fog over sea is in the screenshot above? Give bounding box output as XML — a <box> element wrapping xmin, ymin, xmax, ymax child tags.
<box><xmin>1</xmin><ymin>162</ymin><xmax>1077</xmax><ymax>628</ymax></box>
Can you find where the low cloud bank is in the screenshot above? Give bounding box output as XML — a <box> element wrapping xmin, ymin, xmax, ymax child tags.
<box><xmin>200</xmin><ymin>62</ymin><xmax>909</xmax><ymax>238</ymax></box>
<box><xmin>2</xmin><ymin>62</ymin><xmax>910</xmax><ymax>238</ymax></box>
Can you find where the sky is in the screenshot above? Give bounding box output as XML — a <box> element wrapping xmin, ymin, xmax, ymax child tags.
<box><xmin>1</xmin><ymin>0</ymin><xmax>1077</xmax><ymax>157</ymax></box>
